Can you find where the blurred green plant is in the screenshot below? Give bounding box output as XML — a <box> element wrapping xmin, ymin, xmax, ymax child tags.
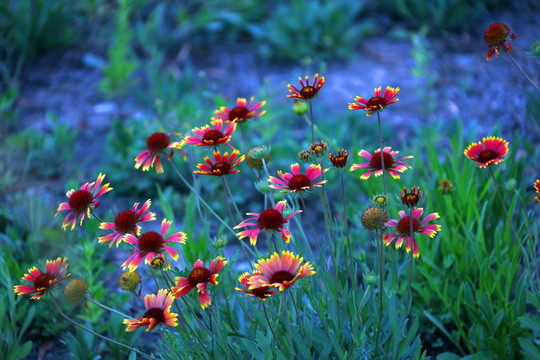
<box><xmin>251</xmin><ymin>0</ymin><xmax>372</xmax><ymax>62</ymax></box>
<box><xmin>410</xmin><ymin>26</ymin><xmax>438</xmax><ymax>115</ymax></box>
<box><xmin>381</xmin><ymin>0</ymin><xmax>505</xmax><ymax>33</ymax></box>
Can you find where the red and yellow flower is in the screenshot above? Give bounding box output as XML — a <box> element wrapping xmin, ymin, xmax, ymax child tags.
<box><xmin>234</xmin><ymin>200</ymin><xmax>301</xmax><ymax>246</ymax></box>
<box><xmin>56</xmin><ymin>173</ymin><xmax>113</xmax><ymax>230</ymax></box>
<box><xmin>14</xmin><ymin>257</ymin><xmax>70</xmax><ymax>300</ymax></box>
<box><xmin>235</xmin><ymin>271</ymin><xmax>277</xmax><ymax>300</ymax></box>
<box><xmin>328</xmin><ymin>149</ymin><xmax>349</xmax><ymax>168</ymax></box>
<box><xmin>350</xmin><ymin>147</ymin><xmax>413</xmax><ymax>180</ymax></box>
<box><xmin>122</xmin><ymin>219</ymin><xmax>186</xmax><ymax>271</ymax></box>
<box><xmin>172</xmin><ymin>256</ymin><xmax>227</xmax><ymax>309</ymax></box>
<box><xmin>249</xmin><ymin>251</ymin><xmax>315</xmax><ymax>291</ymax></box>
<box><xmin>484</xmin><ymin>23</ymin><xmax>516</xmax><ymax>61</ymax></box>
<box><xmin>184</xmin><ymin>118</ymin><xmax>236</xmax><ymax>148</ymax></box>
<box><xmin>194</xmin><ymin>149</ymin><xmax>245</xmax><ymax>176</ymax></box>
<box><xmin>98</xmin><ymin>200</ymin><xmax>156</xmax><ymax>248</ymax></box>
<box><xmin>464</xmin><ymin>136</ymin><xmax>509</xmax><ymax>168</ymax></box>
<box><xmin>534</xmin><ymin>179</ymin><xmax>540</xmax><ymax>202</ymax></box>
<box><xmin>287</xmin><ymin>74</ymin><xmax>325</xmax><ymax>100</ymax></box>
<box><xmin>383</xmin><ymin>208</ymin><xmax>441</xmax><ymax>257</ymax></box>
<box><xmin>349</xmin><ymin>86</ymin><xmax>400</xmax><ymax>116</ymax></box>
<box><xmin>124</xmin><ymin>289</ymin><xmax>178</xmax><ymax>332</ymax></box>
<box><xmin>135</xmin><ymin>132</ymin><xmax>186</xmax><ymax>174</ymax></box>
<box><xmin>268</xmin><ymin>163</ymin><xmax>327</xmax><ymax>193</ymax></box>
<box><xmin>401</xmin><ymin>186</ymin><xmax>422</xmax><ymax>207</ymax></box>
<box><xmin>213</xmin><ymin>97</ymin><xmax>266</xmax><ymax>124</ymax></box>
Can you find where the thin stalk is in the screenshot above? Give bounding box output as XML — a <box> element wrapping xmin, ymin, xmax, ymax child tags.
<box><xmin>168</xmin><ymin>160</ymin><xmax>236</xmax><ymax>236</ymax></box>
<box><xmin>309</xmin><ymin>101</ymin><xmax>314</xmax><ymax>143</ymax></box>
<box><xmin>340</xmin><ymin>169</ymin><xmax>354</xmax><ymax>277</ymax></box>
<box><xmin>405</xmin><ymin>207</ymin><xmax>414</xmax><ymax>317</ymax></box>
<box><xmin>221</xmin><ymin>177</ymin><xmax>236</xmax><ymax>225</ymax></box>
<box><xmin>317</xmin><ymin>163</ymin><xmax>337</xmax><ymax>278</ymax></box>
<box><xmin>489</xmin><ymin>167</ymin><xmax>519</xmax><ymax>240</ymax></box>
<box><xmin>223</xmin><ymin>176</ymin><xmax>243</xmax><ymax>221</ymax></box>
<box><xmin>300</xmin><ymin>195</ymin><xmax>330</xmax><ymax>272</ymax></box>
<box><xmin>261</xmin><ymin>158</ymin><xmax>276</xmax><ymax>207</ymax></box>
<box><xmin>263</xmin><ymin>302</ymin><xmax>285</xmax><ymax>355</ymax></box>
<box><xmin>283</xmin><ymin>291</ymin><xmax>295</xmax><ymax>359</ymax></box>
<box><xmin>50</xmin><ymin>294</ymin><xmax>159</xmax><ymax>360</ymax></box>
<box><xmin>188</xmin><ymin>146</ymin><xmax>205</xmax><ymax>224</ymax></box>
<box><xmin>210</xmin><ymin>305</ymin><xmax>233</xmax><ymax>357</ymax></box>
<box><xmin>87</xmin><ymin>297</ymin><xmax>134</xmax><ymax>319</ymax></box>
<box><xmin>505</xmin><ymin>51</ymin><xmax>540</xmax><ymax>94</ymax></box>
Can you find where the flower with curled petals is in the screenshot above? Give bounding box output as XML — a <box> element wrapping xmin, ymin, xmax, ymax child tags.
<box><xmin>401</xmin><ymin>186</ymin><xmax>422</xmax><ymax>207</ymax></box>
<box><xmin>194</xmin><ymin>149</ymin><xmax>245</xmax><ymax>176</ymax></box>
<box><xmin>250</xmin><ymin>251</ymin><xmax>315</xmax><ymax>291</ymax></box>
<box><xmin>268</xmin><ymin>163</ymin><xmax>327</xmax><ymax>193</ymax></box>
<box><xmin>328</xmin><ymin>149</ymin><xmax>349</xmax><ymax>168</ymax></box>
<box><xmin>135</xmin><ymin>132</ymin><xmax>186</xmax><ymax>174</ymax></box>
<box><xmin>383</xmin><ymin>208</ymin><xmax>441</xmax><ymax>258</ymax></box>
<box><xmin>98</xmin><ymin>200</ymin><xmax>156</xmax><ymax>248</ymax></box>
<box><xmin>213</xmin><ymin>97</ymin><xmax>266</xmax><ymax>124</ymax></box>
<box><xmin>235</xmin><ymin>271</ymin><xmax>276</xmax><ymax>300</ymax></box>
<box><xmin>121</xmin><ymin>218</ymin><xmax>186</xmax><ymax>271</ymax></box>
<box><xmin>350</xmin><ymin>147</ymin><xmax>413</xmax><ymax>180</ymax></box>
<box><xmin>234</xmin><ymin>200</ymin><xmax>301</xmax><ymax>246</ymax></box>
<box><xmin>124</xmin><ymin>289</ymin><xmax>178</xmax><ymax>332</ymax></box>
<box><xmin>172</xmin><ymin>256</ymin><xmax>227</xmax><ymax>309</ymax></box>
<box><xmin>56</xmin><ymin>173</ymin><xmax>113</xmax><ymax>231</ymax></box>
<box><xmin>185</xmin><ymin>118</ymin><xmax>236</xmax><ymax>149</ymax></box>
<box><xmin>484</xmin><ymin>23</ymin><xmax>516</xmax><ymax>61</ymax></box>
<box><xmin>14</xmin><ymin>257</ymin><xmax>70</xmax><ymax>300</ymax></box>
<box><xmin>464</xmin><ymin>136</ymin><xmax>509</xmax><ymax>169</ymax></box>
<box><xmin>287</xmin><ymin>74</ymin><xmax>325</xmax><ymax>100</ymax></box>
<box><xmin>534</xmin><ymin>179</ymin><xmax>540</xmax><ymax>202</ymax></box>
<box><xmin>349</xmin><ymin>86</ymin><xmax>400</xmax><ymax>116</ymax></box>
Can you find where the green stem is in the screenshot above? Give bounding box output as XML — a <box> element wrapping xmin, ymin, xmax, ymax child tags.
<box><xmin>263</xmin><ymin>302</ymin><xmax>285</xmax><ymax>355</ymax></box>
<box><xmin>87</xmin><ymin>297</ymin><xmax>134</xmax><ymax>320</ymax></box>
<box><xmin>309</xmin><ymin>100</ymin><xmax>314</xmax><ymax>143</ymax></box>
<box><xmin>261</xmin><ymin>158</ymin><xmax>276</xmax><ymax>207</ymax></box>
<box><xmin>405</xmin><ymin>207</ymin><xmax>414</xmax><ymax>317</ymax></box>
<box><xmin>283</xmin><ymin>291</ymin><xmax>295</xmax><ymax>359</ymax></box>
<box><xmin>340</xmin><ymin>169</ymin><xmax>354</xmax><ymax>279</ymax></box>
<box><xmin>50</xmin><ymin>293</ymin><xmax>159</xmax><ymax>360</ymax></box>
<box><xmin>489</xmin><ymin>167</ymin><xmax>519</xmax><ymax>240</ymax></box>
<box><xmin>505</xmin><ymin>51</ymin><xmax>540</xmax><ymax>94</ymax></box>
<box><xmin>300</xmin><ymin>195</ymin><xmax>330</xmax><ymax>272</ymax></box>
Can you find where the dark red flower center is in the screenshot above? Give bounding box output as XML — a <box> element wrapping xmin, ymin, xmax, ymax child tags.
<box><xmin>114</xmin><ymin>210</ymin><xmax>139</xmax><ymax>233</ymax></box>
<box><xmin>257</xmin><ymin>209</ymin><xmax>286</xmax><ymax>230</ymax></box>
<box><xmin>366</xmin><ymin>96</ymin><xmax>387</xmax><ymax>110</ymax></box>
<box><xmin>250</xmin><ymin>286</ymin><xmax>273</xmax><ymax>299</ymax></box>
<box><xmin>68</xmin><ymin>190</ymin><xmax>94</xmax><ymax>214</ymax></box>
<box><xmin>329</xmin><ymin>150</ymin><xmax>348</xmax><ymax>168</ymax></box>
<box><xmin>396</xmin><ymin>216</ymin><xmax>421</xmax><ymax>234</ymax></box>
<box><xmin>211</xmin><ymin>162</ymin><xmax>231</xmax><ymax>175</ymax></box>
<box><xmin>138</xmin><ymin>231</ymin><xmax>164</xmax><ymax>253</ymax></box>
<box><xmin>228</xmin><ymin>106</ymin><xmax>250</xmax><ymax>122</ymax></box>
<box><xmin>147</xmin><ymin>132</ymin><xmax>170</xmax><ymax>153</ymax></box>
<box><xmin>202</xmin><ymin>129</ymin><xmax>226</xmax><ymax>144</ymax></box>
<box><xmin>287</xmin><ymin>174</ymin><xmax>311</xmax><ymax>191</ymax></box>
<box><xmin>143</xmin><ymin>308</ymin><xmax>165</xmax><ymax>323</ymax></box>
<box><xmin>369</xmin><ymin>151</ymin><xmax>395</xmax><ymax>170</ymax></box>
<box><xmin>34</xmin><ymin>273</ymin><xmax>53</xmax><ymax>290</ymax></box>
<box><xmin>188</xmin><ymin>267</ymin><xmax>212</xmax><ymax>287</ymax></box>
<box><xmin>402</xmin><ymin>194</ymin><xmax>420</xmax><ymax>206</ymax></box>
<box><xmin>476</xmin><ymin>150</ymin><xmax>499</xmax><ymax>164</ymax></box>
<box><xmin>269</xmin><ymin>270</ymin><xmax>294</xmax><ymax>284</ymax></box>
<box><xmin>300</xmin><ymin>86</ymin><xmax>316</xmax><ymax>99</ymax></box>
<box><xmin>484</xmin><ymin>23</ymin><xmax>510</xmax><ymax>46</ymax></box>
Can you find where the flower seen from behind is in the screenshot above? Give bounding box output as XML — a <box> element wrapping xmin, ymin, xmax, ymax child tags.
<box><xmin>268</xmin><ymin>163</ymin><xmax>327</xmax><ymax>193</ymax></box>
<box><xmin>185</xmin><ymin>118</ymin><xmax>236</xmax><ymax>148</ymax></box>
<box><xmin>14</xmin><ymin>257</ymin><xmax>70</xmax><ymax>300</ymax></box>
<box><xmin>99</xmin><ymin>200</ymin><xmax>156</xmax><ymax>248</ymax></box>
<box><xmin>534</xmin><ymin>179</ymin><xmax>540</xmax><ymax>202</ymax></box>
<box><xmin>194</xmin><ymin>149</ymin><xmax>245</xmax><ymax>176</ymax></box>
<box><xmin>384</xmin><ymin>208</ymin><xmax>441</xmax><ymax>257</ymax></box>
<box><xmin>328</xmin><ymin>149</ymin><xmax>349</xmax><ymax>168</ymax></box>
<box><xmin>135</xmin><ymin>132</ymin><xmax>186</xmax><ymax>174</ymax></box>
<box><xmin>56</xmin><ymin>173</ymin><xmax>113</xmax><ymax>230</ymax></box>
<box><xmin>287</xmin><ymin>74</ymin><xmax>325</xmax><ymax>100</ymax></box>
<box><xmin>122</xmin><ymin>219</ymin><xmax>186</xmax><ymax>271</ymax></box>
<box><xmin>124</xmin><ymin>289</ymin><xmax>178</xmax><ymax>332</ymax></box>
<box><xmin>484</xmin><ymin>23</ymin><xmax>516</xmax><ymax>61</ymax></box>
<box><xmin>234</xmin><ymin>200</ymin><xmax>301</xmax><ymax>246</ymax></box>
<box><xmin>213</xmin><ymin>97</ymin><xmax>266</xmax><ymax>124</ymax></box>
<box><xmin>235</xmin><ymin>271</ymin><xmax>277</xmax><ymax>300</ymax></box>
<box><xmin>401</xmin><ymin>186</ymin><xmax>422</xmax><ymax>207</ymax></box>
<box><xmin>172</xmin><ymin>256</ymin><xmax>227</xmax><ymax>309</ymax></box>
<box><xmin>250</xmin><ymin>251</ymin><xmax>315</xmax><ymax>291</ymax></box>
<box><xmin>350</xmin><ymin>147</ymin><xmax>413</xmax><ymax>180</ymax></box>
<box><xmin>464</xmin><ymin>136</ymin><xmax>509</xmax><ymax>168</ymax></box>
<box><xmin>349</xmin><ymin>86</ymin><xmax>400</xmax><ymax>116</ymax></box>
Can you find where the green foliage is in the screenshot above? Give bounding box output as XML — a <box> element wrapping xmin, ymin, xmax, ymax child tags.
<box><xmin>380</xmin><ymin>0</ymin><xmax>505</xmax><ymax>33</ymax></box>
<box><xmin>251</xmin><ymin>0</ymin><xmax>372</xmax><ymax>62</ymax></box>
<box><xmin>99</xmin><ymin>0</ymin><xmax>138</xmax><ymax>99</ymax></box>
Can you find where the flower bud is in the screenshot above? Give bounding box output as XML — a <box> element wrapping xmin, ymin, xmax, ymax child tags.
<box><xmin>64</xmin><ymin>279</ymin><xmax>88</xmax><ymax>305</ymax></box>
<box><xmin>118</xmin><ymin>271</ymin><xmax>141</xmax><ymax>291</ymax></box>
